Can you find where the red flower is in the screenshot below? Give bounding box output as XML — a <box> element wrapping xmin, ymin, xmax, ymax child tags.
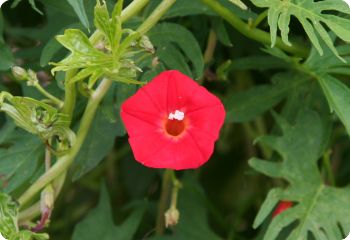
<box><xmin>272</xmin><ymin>201</ymin><xmax>293</xmax><ymax>218</ymax></box>
<box><xmin>120</xmin><ymin>70</ymin><xmax>225</xmax><ymax>170</ymax></box>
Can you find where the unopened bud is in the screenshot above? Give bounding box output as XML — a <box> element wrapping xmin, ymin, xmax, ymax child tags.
<box><xmin>12</xmin><ymin>66</ymin><xmax>28</xmax><ymax>80</ymax></box>
<box><xmin>40</xmin><ymin>185</ymin><xmax>54</xmax><ymax>214</ymax></box>
<box><xmin>164</xmin><ymin>207</ymin><xmax>180</xmax><ymax>228</ymax></box>
<box><xmin>27</xmin><ymin>69</ymin><xmax>39</xmax><ymax>86</ymax></box>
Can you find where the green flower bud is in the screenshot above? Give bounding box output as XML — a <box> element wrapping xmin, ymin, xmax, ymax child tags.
<box><xmin>11</xmin><ymin>66</ymin><xmax>28</xmax><ymax>81</ymax></box>
<box><xmin>27</xmin><ymin>69</ymin><xmax>39</xmax><ymax>86</ymax></box>
<box><xmin>40</xmin><ymin>185</ymin><xmax>54</xmax><ymax>214</ymax></box>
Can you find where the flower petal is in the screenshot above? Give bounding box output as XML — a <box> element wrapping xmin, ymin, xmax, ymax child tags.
<box><xmin>187</xmin><ymin>103</ymin><xmax>226</xmax><ymax>140</ymax></box>
<box><xmin>121</xmin><ymin>88</ymin><xmax>163</xmax><ymax>137</ymax></box>
<box><xmin>121</xmin><ymin>110</ymin><xmax>160</xmax><ymax>137</ymax></box>
<box><xmin>129</xmin><ymin>131</ymin><xmax>215</xmax><ymax>170</ymax></box>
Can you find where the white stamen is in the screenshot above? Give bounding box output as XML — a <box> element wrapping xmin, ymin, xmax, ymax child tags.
<box><xmin>168</xmin><ymin>110</ymin><xmax>184</xmax><ymax>121</ymax></box>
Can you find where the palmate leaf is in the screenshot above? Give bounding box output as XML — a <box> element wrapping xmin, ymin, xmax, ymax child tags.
<box><xmin>249</xmin><ymin>109</ymin><xmax>350</xmax><ymax>240</ymax></box>
<box><xmin>251</xmin><ymin>0</ymin><xmax>350</xmax><ymax>60</ymax></box>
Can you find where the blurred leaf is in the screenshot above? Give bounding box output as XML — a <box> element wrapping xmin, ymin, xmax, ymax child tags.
<box><xmin>148</xmin><ymin>23</ymin><xmax>204</xmax><ymax>79</ymax></box>
<box><xmin>0</xmin><ymin>12</ymin><xmax>14</xmax><ymax>71</ymax></box>
<box><xmin>71</xmin><ymin>108</ymin><xmax>119</xmax><ymax>181</ymax></box>
<box><xmin>227</xmin><ymin>55</ymin><xmax>289</xmax><ymax>71</ymax></box>
<box><xmin>0</xmin><ymin>129</ymin><xmax>43</xmax><ymax>193</ymax></box>
<box><xmin>319</xmin><ymin>74</ymin><xmax>350</xmax><ymax>137</ymax></box>
<box><xmin>213</xmin><ymin>19</ymin><xmax>232</xmax><ymax>47</ymax></box>
<box><xmin>251</xmin><ymin>0</ymin><xmax>350</xmax><ymax>61</ymax></box>
<box><xmin>305</xmin><ymin>44</ymin><xmax>350</xmax><ymax>76</ymax></box>
<box><xmin>72</xmin><ymin>184</ymin><xmax>145</xmax><ymax>240</ymax></box>
<box><xmin>0</xmin><ymin>42</ymin><xmax>14</xmax><ymax>71</ymax></box>
<box><xmin>11</xmin><ymin>0</ymin><xmax>43</xmax><ymax>14</ymax></box>
<box><xmin>250</xmin><ymin>109</ymin><xmax>350</xmax><ymax>239</ymax></box>
<box><xmin>0</xmin><ymin>192</ymin><xmax>49</xmax><ymax>239</ymax></box>
<box><xmin>228</xmin><ymin>0</ymin><xmax>247</xmax><ymax>10</ymax></box>
<box><xmin>144</xmin><ymin>0</ymin><xmax>256</xmax><ymax>19</ymax></box>
<box><xmin>152</xmin><ymin>175</ymin><xmax>221</xmax><ymax>240</ymax></box>
<box><xmin>157</xmin><ymin>43</ymin><xmax>192</xmax><ymax>77</ymax></box>
<box><xmin>67</xmin><ymin>0</ymin><xmax>90</xmax><ymax>30</ymax></box>
<box><xmin>225</xmin><ymin>73</ymin><xmax>307</xmax><ymax>123</ymax></box>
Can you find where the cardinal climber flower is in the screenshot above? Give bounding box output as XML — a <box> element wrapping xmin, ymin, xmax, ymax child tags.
<box><xmin>121</xmin><ymin>70</ymin><xmax>225</xmax><ymax>170</ymax></box>
<box><xmin>272</xmin><ymin>201</ymin><xmax>293</xmax><ymax>218</ymax></box>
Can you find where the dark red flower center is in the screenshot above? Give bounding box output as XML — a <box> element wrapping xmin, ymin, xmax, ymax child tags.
<box><xmin>165</xmin><ymin>119</ymin><xmax>185</xmax><ymax>136</ymax></box>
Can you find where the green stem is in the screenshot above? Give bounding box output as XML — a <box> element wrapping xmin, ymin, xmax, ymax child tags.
<box><xmin>121</xmin><ymin>0</ymin><xmax>150</xmax><ymax>22</ymax></box>
<box><xmin>155</xmin><ymin>169</ymin><xmax>173</xmax><ymax>235</ymax></box>
<box><xmin>251</xmin><ymin>9</ymin><xmax>268</xmax><ymax>29</ymax></box>
<box><xmin>323</xmin><ymin>150</ymin><xmax>335</xmax><ymax>186</ymax></box>
<box><xmin>34</xmin><ymin>83</ymin><xmax>63</xmax><ymax>108</ymax></box>
<box><xmin>19</xmin><ymin>172</ymin><xmax>66</xmax><ymax>223</ymax></box>
<box><xmin>201</xmin><ymin>0</ymin><xmax>309</xmax><ymax>57</ymax></box>
<box><xmin>203</xmin><ymin>29</ymin><xmax>217</xmax><ymax>64</ymax></box>
<box><xmin>62</xmin><ymin>71</ymin><xmax>77</xmax><ymax>119</ymax></box>
<box><xmin>18</xmin><ymin>0</ymin><xmax>171</xmax><ymax>210</ymax></box>
<box><xmin>18</xmin><ymin>79</ymin><xmax>112</xmax><ymax>207</ymax></box>
<box><xmin>137</xmin><ymin>0</ymin><xmax>176</xmax><ymax>35</ymax></box>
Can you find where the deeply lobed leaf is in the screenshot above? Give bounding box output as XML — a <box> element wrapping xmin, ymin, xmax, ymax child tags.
<box><xmin>251</xmin><ymin>0</ymin><xmax>350</xmax><ymax>61</ymax></box>
<box><xmin>250</xmin><ymin>109</ymin><xmax>350</xmax><ymax>239</ymax></box>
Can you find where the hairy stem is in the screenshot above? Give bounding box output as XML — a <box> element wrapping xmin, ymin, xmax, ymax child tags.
<box><xmin>201</xmin><ymin>0</ymin><xmax>309</xmax><ymax>57</ymax></box>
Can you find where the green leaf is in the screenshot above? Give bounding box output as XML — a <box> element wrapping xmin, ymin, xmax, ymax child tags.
<box><xmin>148</xmin><ymin>23</ymin><xmax>204</xmax><ymax>79</ymax></box>
<box><xmin>0</xmin><ymin>42</ymin><xmax>15</xmax><ymax>71</ymax></box>
<box><xmin>144</xmin><ymin>0</ymin><xmax>256</xmax><ymax>20</ymax></box>
<box><xmin>151</xmin><ymin>174</ymin><xmax>221</xmax><ymax>240</ymax></box>
<box><xmin>318</xmin><ymin>74</ymin><xmax>350</xmax><ymax>137</ymax></box>
<box><xmin>0</xmin><ymin>192</ymin><xmax>49</xmax><ymax>239</ymax></box>
<box><xmin>157</xmin><ymin>43</ymin><xmax>192</xmax><ymax>77</ymax></box>
<box><xmin>11</xmin><ymin>0</ymin><xmax>43</xmax><ymax>14</ymax></box>
<box><xmin>224</xmin><ymin>72</ymin><xmax>307</xmax><ymax>123</ymax></box>
<box><xmin>67</xmin><ymin>0</ymin><xmax>90</xmax><ymax>30</ymax></box>
<box><xmin>71</xmin><ymin>108</ymin><xmax>119</xmax><ymax>181</ymax></box>
<box><xmin>51</xmin><ymin>2</ymin><xmax>145</xmax><ymax>87</ymax></box>
<box><xmin>72</xmin><ymin>184</ymin><xmax>145</xmax><ymax>240</ymax></box>
<box><xmin>249</xmin><ymin>109</ymin><xmax>350</xmax><ymax>239</ymax></box>
<box><xmin>251</xmin><ymin>0</ymin><xmax>350</xmax><ymax>61</ymax></box>
<box><xmin>228</xmin><ymin>0</ymin><xmax>247</xmax><ymax>10</ymax></box>
<box><xmin>0</xmin><ymin>130</ymin><xmax>43</xmax><ymax>193</ymax></box>
<box><xmin>40</xmin><ymin>23</ymin><xmax>83</xmax><ymax>67</ymax></box>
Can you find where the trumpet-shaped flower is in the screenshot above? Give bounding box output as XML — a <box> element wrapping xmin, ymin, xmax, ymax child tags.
<box><xmin>121</xmin><ymin>70</ymin><xmax>225</xmax><ymax>170</ymax></box>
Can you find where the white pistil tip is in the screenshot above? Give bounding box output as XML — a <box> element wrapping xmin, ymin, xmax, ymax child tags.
<box><xmin>0</xmin><ymin>0</ymin><xmax>8</xmax><ymax>7</ymax></box>
<box><xmin>168</xmin><ymin>110</ymin><xmax>184</xmax><ymax>120</ymax></box>
<box><xmin>344</xmin><ymin>0</ymin><xmax>350</xmax><ymax>7</ymax></box>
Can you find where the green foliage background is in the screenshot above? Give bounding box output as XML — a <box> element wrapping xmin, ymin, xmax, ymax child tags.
<box><xmin>1</xmin><ymin>0</ymin><xmax>350</xmax><ymax>239</ymax></box>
